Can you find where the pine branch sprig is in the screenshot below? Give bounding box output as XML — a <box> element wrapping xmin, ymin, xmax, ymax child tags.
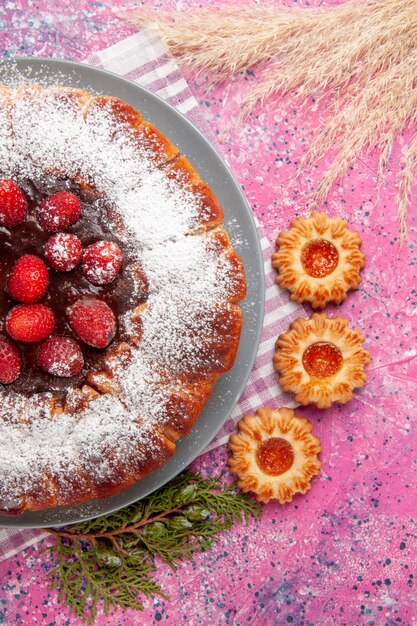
<box><xmin>43</xmin><ymin>470</ymin><xmax>262</xmax><ymax>623</ymax></box>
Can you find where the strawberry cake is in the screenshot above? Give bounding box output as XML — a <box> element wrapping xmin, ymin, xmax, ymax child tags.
<box><xmin>0</xmin><ymin>85</ymin><xmax>246</xmax><ymax>513</ymax></box>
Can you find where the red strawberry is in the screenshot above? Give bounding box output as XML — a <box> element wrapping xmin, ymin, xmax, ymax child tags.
<box><xmin>0</xmin><ymin>179</ymin><xmax>28</xmax><ymax>227</ymax></box>
<box><xmin>7</xmin><ymin>255</ymin><xmax>49</xmax><ymax>303</ymax></box>
<box><xmin>7</xmin><ymin>304</ymin><xmax>55</xmax><ymax>343</ymax></box>
<box><xmin>44</xmin><ymin>233</ymin><xmax>82</xmax><ymax>271</ymax></box>
<box><xmin>0</xmin><ymin>335</ymin><xmax>22</xmax><ymax>384</ymax></box>
<box><xmin>67</xmin><ymin>297</ymin><xmax>116</xmax><ymax>348</ymax></box>
<box><xmin>82</xmin><ymin>240</ymin><xmax>123</xmax><ymax>285</ymax></box>
<box><xmin>37</xmin><ymin>192</ymin><xmax>81</xmax><ymax>232</ymax></box>
<box><xmin>38</xmin><ymin>336</ymin><xmax>84</xmax><ymax>377</ymax></box>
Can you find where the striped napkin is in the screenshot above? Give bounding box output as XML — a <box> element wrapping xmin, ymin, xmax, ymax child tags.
<box><xmin>0</xmin><ymin>29</ymin><xmax>303</xmax><ymax>560</ymax></box>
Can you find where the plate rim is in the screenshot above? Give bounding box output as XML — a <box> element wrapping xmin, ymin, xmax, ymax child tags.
<box><xmin>0</xmin><ymin>56</ymin><xmax>265</xmax><ymax>528</ymax></box>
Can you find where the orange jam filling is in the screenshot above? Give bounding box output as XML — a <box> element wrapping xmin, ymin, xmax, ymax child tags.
<box><xmin>256</xmin><ymin>437</ymin><xmax>294</xmax><ymax>476</ymax></box>
<box><xmin>302</xmin><ymin>341</ymin><xmax>343</xmax><ymax>378</ymax></box>
<box><xmin>301</xmin><ymin>239</ymin><xmax>339</xmax><ymax>278</ymax></box>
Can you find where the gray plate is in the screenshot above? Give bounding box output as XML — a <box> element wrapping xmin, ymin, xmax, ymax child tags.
<box><xmin>0</xmin><ymin>57</ymin><xmax>265</xmax><ymax>528</ymax></box>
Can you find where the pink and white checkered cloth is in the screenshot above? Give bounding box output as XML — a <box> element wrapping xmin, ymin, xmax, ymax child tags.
<box><xmin>0</xmin><ymin>29</ymin><xmax>303</xmax><ymax>560</ymax></box>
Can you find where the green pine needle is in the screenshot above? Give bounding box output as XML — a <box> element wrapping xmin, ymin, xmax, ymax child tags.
<box><xmin>43</xmin><ymin>471</ymin><xmax>262</xmax><ymax>623</ymax></box>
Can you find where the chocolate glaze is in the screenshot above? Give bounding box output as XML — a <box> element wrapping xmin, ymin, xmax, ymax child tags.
<box><xmin>0</xmin><ymin>180</ymin><xmax>147</xmax><ymax>395</ymax></box>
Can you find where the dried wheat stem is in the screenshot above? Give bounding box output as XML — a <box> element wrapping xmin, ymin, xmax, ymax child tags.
<box><xmin>126</xmin><ymin>0</ymin><xmax>417</xmax><ymax>241</ymax></box>
<box><xmin>244</xmin><ymin>1</ymin><xmax>417</xmax><ymax>111</ymax></box>
<box><xmin>397</xmin><ymin>134</ymin><xmax>417</xmax><ymax>244</ymax></box>
<box><xmin>127</xmin><ymin>6</ymin><xmax>316</xmax><ymax>80</ymax></box>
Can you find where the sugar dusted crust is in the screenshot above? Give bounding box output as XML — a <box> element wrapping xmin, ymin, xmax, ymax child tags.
<box><xmin>0</xmin><ymin>85</ymin><xmax>246</xmax><ymax>512</ymax></box>
<box><xmin>272</xmin><ymin>212</ymin><xmax>365</xmax><ymax>308</ymax></box>
<box><xmin>274</xmin><ymin>313</ymin><xmax>370</xmax><ymax>408</ymax></box>
<box><xmin>228</xmin><ymin>407</ymin><xmax>321</xmax><ymax>504</ymax></box>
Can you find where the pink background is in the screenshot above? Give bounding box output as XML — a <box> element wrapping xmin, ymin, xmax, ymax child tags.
<box><xmin>1</xmin><ymin>1</ymin><xmax>416</xmax><ymax>624</ymax></box>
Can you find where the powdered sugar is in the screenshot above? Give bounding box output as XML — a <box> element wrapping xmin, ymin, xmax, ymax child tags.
<box><xmin>141</xmin><ymin>234</ymin><xmax>234</xmax><ymax>300</ymax></box>
<box><xmin>0</xmin><ymin>85</ymin><xmax>244</xmax><ymax>509</ymax></box>
<box><xmin>0</xmin><ymin>393</ymin><xmax>161</xmax><ymax>508</ymax></box>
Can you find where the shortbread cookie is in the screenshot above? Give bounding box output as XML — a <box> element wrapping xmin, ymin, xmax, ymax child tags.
<box><xmin>274</xmin><ymin>313</ymin><xmax>370</xmax><ymax>408</ymax></box>
<box><xmin>228</xmin><ymin>407</ymin><xmax>322</xmax><ymax>504</ymax></box>
<box><xmin>272</xmin><ymin>212</ymin><xmax>365</xmax><ymax>308</ymax></box>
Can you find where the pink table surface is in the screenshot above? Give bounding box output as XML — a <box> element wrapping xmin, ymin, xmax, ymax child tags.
<box><xmin>1</xmin><ymin>1</ymin><xmax>416</xmax><ymax>625</ymax></box>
